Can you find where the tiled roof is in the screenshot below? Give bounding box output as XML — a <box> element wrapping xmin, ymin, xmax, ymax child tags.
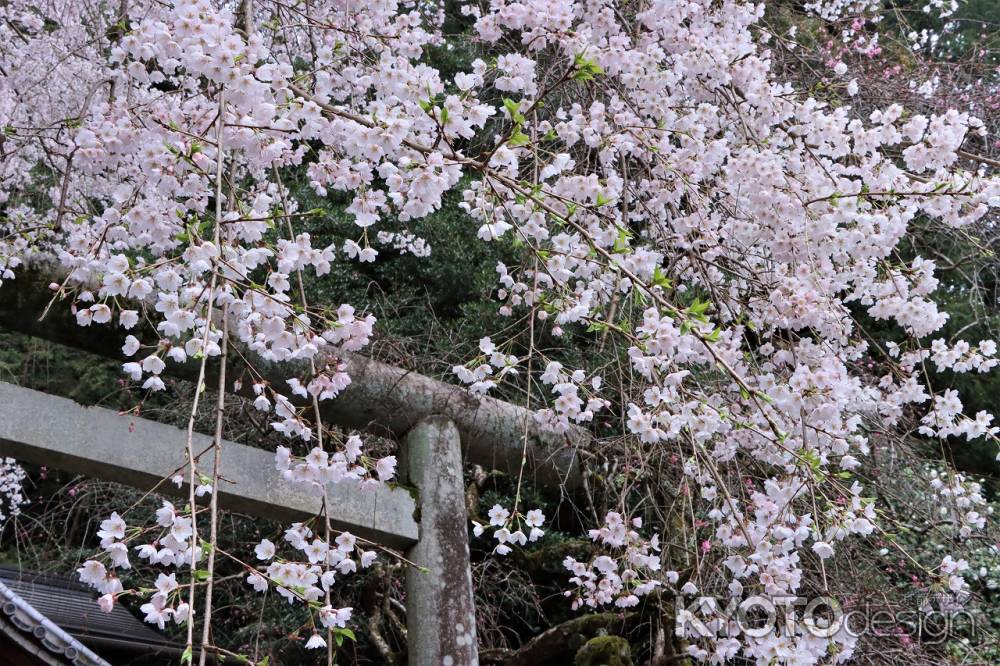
<box><xmin>0</xmin><ymin>566</ymin><xmax>183</xmax><ymax>664</ymax></box>
<box><xmin>0</xmin><ymin>574</ymin><xmax>108</xmax><ymax>665</ymax></box>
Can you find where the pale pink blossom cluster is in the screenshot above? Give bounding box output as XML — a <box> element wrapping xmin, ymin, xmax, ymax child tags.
<box><xmin>77</xmin><ymin>502</ymin><xmax>202</xmax><ymax>623</ymax></box>
<box><xmin>452</xmin><ymin>336</ymin><xmax>520</xmax><ymax>396</ymax></box>
<box><xmin>375</xmin><ymin>230</ymin><xmax>431</xmax><ymax>257</ymax></box>
<box><xmin>803</xmin><ymin>0</ymin><xmax>880</xmax><ymax>22</ymax></box>
<box><xmin>918</xmin><ymin>389</ymin><xmax>999</xmax><ymax>442</ymax></box>
<box><xmin>939</xmin><ymin>554</ymin><xmax>972</xmax><ymax>603</ymax></box>
<box><xmin>928</xmin><ymin>338</ymin><xmax>999</xmax><ymax>374</ymax></box>
<box><xmin>533</xmin><ymin>361</ymin><xmax>609</xmax><ymax>434</ymax></box>
<box><xmin>472</xmin><ymin>504</ymin><xmax>545</xmax><ymax>556</ymax></box>
<box><xmin>249</xmin><ymin>525</ymin><xmax>372</xmax><ymax>600</ymax></box>
<box><xmin>562</xmin><ymin>513</ymin><xmax>664</xmax><ymax>610</ymax></box>
<box><xmin>928</xmin><ymin>468</ymin><xmax>990</xmax><ymax>537</ymax></box>
<box><xmin>248</xmin><ymin>524</ymin><xmax>366</xmax><ymax>649</ymax></box>
<box><xmin>0</xmin><ymin>458</ymin><xmax>27</xmax><ymax>524</ymax></box>
<box><xmin>273</xmin><ymin>435</ymin><xmax>397</xmax><ymax>495</ymax></box>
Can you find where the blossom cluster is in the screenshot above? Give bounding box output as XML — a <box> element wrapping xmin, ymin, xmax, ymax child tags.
<box><xmin>472</xmin><ymin>504</ymin><xmax>545</xmax><ymax>556</ymax></box>
<box><xmin>0</xmin><ymin>458</ymin><xmax>27</xmax><ymax>524</ymax></box>
<box><xmin>274</xmin><ymin>435</ymin><xmax>397</xmax><ymax>495</ymax></box>
<box><xmin>928</xmin><ymin>468</ymin><xmax>990</xmax><ymax>538</ymax></box>
<box><xmin>452</xmin><ymin>336</ymin><xmax>521</xmax><ymax>396</ymax></box>
<box><xmin>376</xmin><ymin>230</ymin><xmax>431</xmax><ymax>258</ymax></box>
<box><xmin>562</xmin><ymin>513</ymin><xmax>665</xmax><ymax>610</ymax></box>
<box><xmin>77</xmin><ymin>503</ymin><xmax>200</xmax><ymax>623</ymax></box>
<box><xmin>248</xmin><ymin>524</ymin><xmax>369</xmax><ymax>649</ymax></box>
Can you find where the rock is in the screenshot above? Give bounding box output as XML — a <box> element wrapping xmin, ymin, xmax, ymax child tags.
<box><xmin>574</xmin><ymin>635</ymin><xmax>633</xmax><ymax>666</ymax></box>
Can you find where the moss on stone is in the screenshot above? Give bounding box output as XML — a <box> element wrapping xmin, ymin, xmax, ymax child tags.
<box><xmin>574</xmin><ymin>635</ymin><xmax>632</xmax><ymax>666</ymax></box>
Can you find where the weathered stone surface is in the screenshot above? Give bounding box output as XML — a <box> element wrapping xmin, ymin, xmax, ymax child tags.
<box><xmin>403</xmin><ymin>417</ymin><xmax>478</xmax><ymax>666</ymax></box>
<box><xmin>0</xmin><ymin>269</ymin><xmax>586</xmax><ymax>489</ymax></box>
<box><xmin>0</xmin><ymin>382</ymin><xmax>418</xmax><ymax>548</ymax></box>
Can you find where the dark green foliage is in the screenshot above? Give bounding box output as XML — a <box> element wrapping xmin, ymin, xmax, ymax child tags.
<box><xmin>882</xmin><ymin>0</ymin><xmax>1000</xmax><ymax>64</ymax></box>
<box><xmin>0</xmin><ymin>330</ymin><xmax>121</xmax><ymax>405</ymax></box>
<box><xmin>281</xmin><ymin>171</ymin><xmax>515</xmax><ymax>358</ymax></box>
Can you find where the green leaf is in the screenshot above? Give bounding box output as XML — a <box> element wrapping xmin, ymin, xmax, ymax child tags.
<box><xmin>573</xmin><ymin>52</ymin><xmax>605</xmax><ymax>82</ymax></box>
<box><xmin>686</xmin><ymin>298</ymin><xmax>710</xmax><ymax>322</ymax></box>
<box><xmin>802</xmin><ymin>449</ymin><xmax>821</xmax><ymax>472</ymax></box>
<box><xmin>652</xmin><ymin>267</ymin><xmax>671</xmax><ymax>289</ymax></box>
<box><xmin>182</xmin><ymin>647</ymin><xmax>193</xmax><ymax>664</ymax></box>
<box><xmin>502</xmin><ymin>98</ymin><xmax>525</xmax><ymax>124</ymax></box>
<box><xmin>612</xmin><ymin>227</ymin><xmax>630</xmax><ymax>253</ymax></box>
<box><xmin>508</xmin><ymin>129</ymin><xmax>531</xmax><ymax>147</ymax></box>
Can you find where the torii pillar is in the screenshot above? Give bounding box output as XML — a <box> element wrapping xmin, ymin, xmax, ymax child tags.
<box><xmin>403</xmin><ymin>417</ymin><xmax>478</xmax><ymax>666</ymax></box>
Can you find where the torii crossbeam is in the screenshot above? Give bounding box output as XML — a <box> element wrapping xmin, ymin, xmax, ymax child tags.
<box><xmin>0</xmin><ymin>382</ymin><xmax>419</xmax><ymax>547</ymax></box>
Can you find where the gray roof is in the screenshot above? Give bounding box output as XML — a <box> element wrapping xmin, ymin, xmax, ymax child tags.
<box><xmin>0</xmin><ymin>566</ymin><xmax>183</xmax><ymax>664</ymax></box>
<box><xmin>0</xmin><ymin>574</ymin><xmax>109</xmax><ymax>666</ymax></box>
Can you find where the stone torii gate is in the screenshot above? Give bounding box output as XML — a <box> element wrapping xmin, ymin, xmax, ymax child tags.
<box><xmin>0</xmin><ymin>272</ymin><xmax>590</xmax><ymax>665</ymax></box>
